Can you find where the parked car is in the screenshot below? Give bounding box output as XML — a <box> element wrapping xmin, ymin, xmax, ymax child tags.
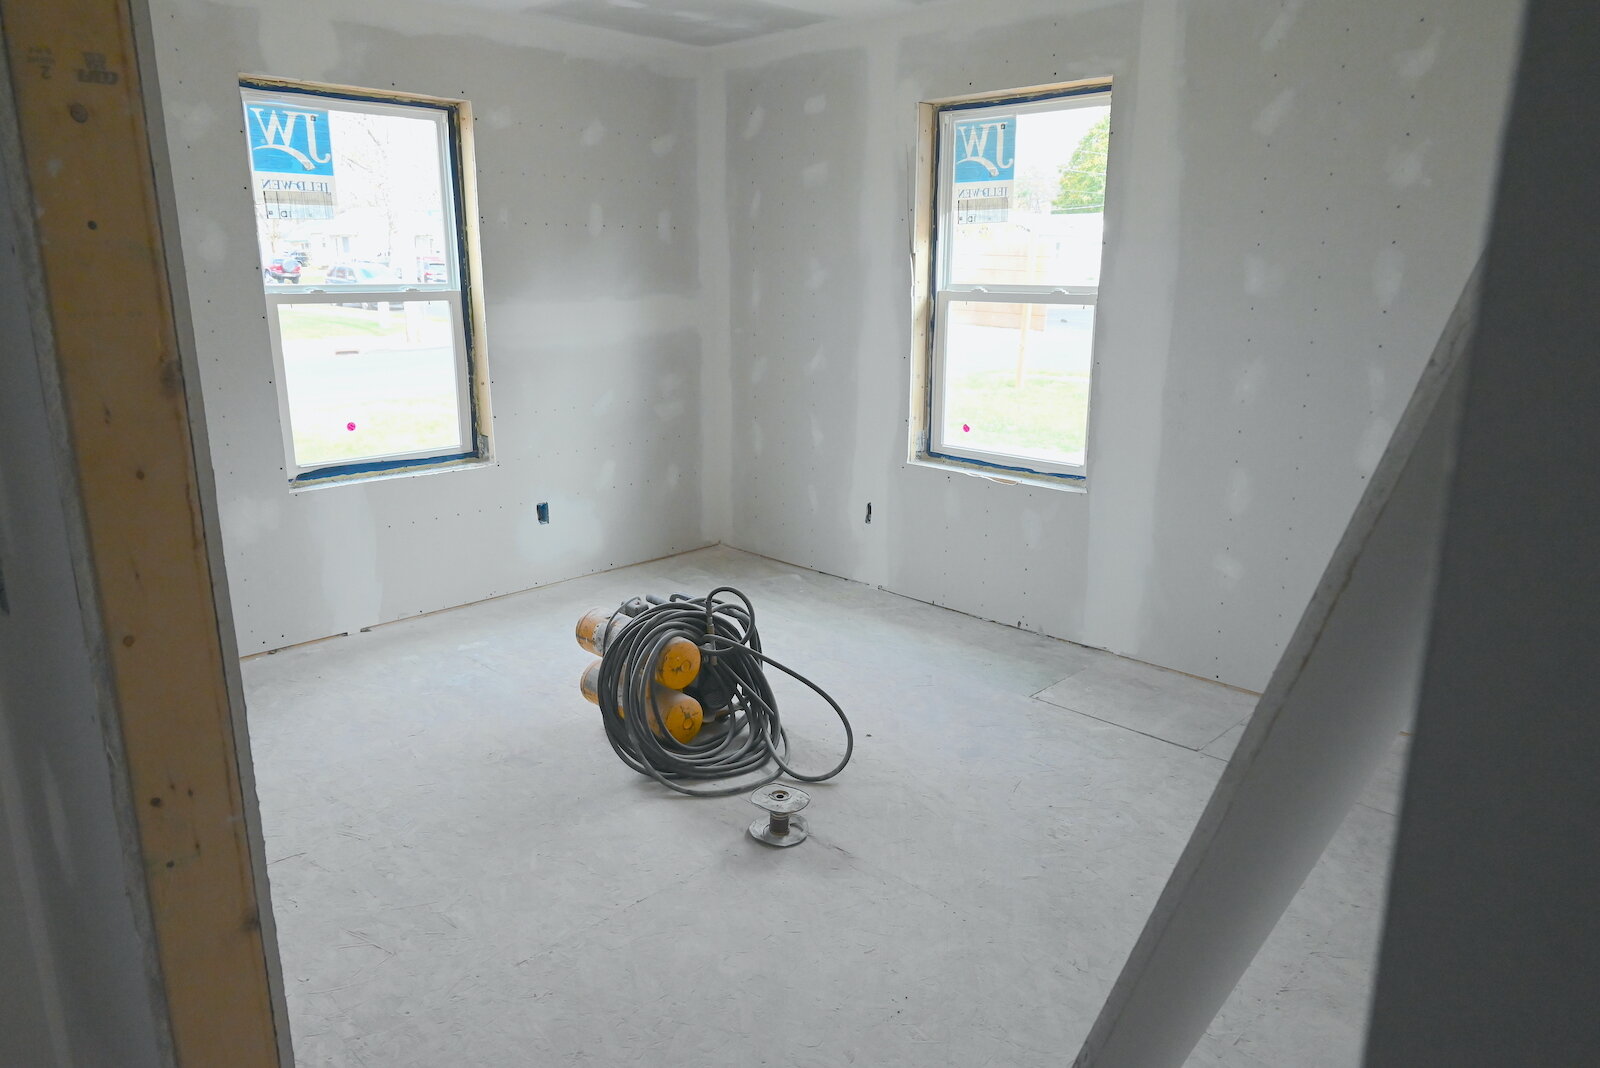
<box><xmin>325</xmin><ymin>261</ymin><xmax>405</xmax><ymax>309</ymax></box>
<box><xmin>324</xmin><ymin>261</ymin><xmax>402</xmax><ymax>285</ymax></box>
<box><xmin>263</xmin><ymin>255</ymin><xmax>302</xmax><ymax>283</ymax></box>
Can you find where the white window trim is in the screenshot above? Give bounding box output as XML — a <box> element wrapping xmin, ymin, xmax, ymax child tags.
<box><xmin>241</xmin><ymin>84</ymin><xmax>484</xmax><ymax>483</ymax></box>
<box><xmin>918</xmin><ymin>84</ymin><xmax>1112</xmax><ymax>484</ymax></box>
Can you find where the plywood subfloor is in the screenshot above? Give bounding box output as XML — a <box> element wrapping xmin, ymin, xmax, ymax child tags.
<box><xmin>243</xmin><ymin>547</ymin><xmax>1405</xmax><ymax>1066</ymax></box>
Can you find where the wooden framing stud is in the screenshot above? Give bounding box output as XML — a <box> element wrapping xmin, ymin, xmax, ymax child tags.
<box><xmin>1</xmin><ymin>0</ymin><xmax>284</xmax><ymax>1063</ymax></box>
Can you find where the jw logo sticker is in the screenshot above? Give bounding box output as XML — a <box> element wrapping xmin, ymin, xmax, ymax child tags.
<box><xmin>952</xmin><ymin>115</ymin><xmax>1015</xmax><ymax>224</ymax></box>
<box><xmin>248</xmin><ymin>105</ymin><xmax>335</xmax><ymax>175</ymax></box>
<box><xmin>246</xmin><ymin>102</ymin><xmax>337</xmax><ymax>219</ymax></box>
<box><xmin>953</xmin><ymin>117</ymin><xmax>1016</xmax><ymax>181</ymax></box>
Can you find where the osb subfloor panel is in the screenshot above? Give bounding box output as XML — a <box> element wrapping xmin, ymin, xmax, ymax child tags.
<box><xmin>242</xmin><ymin>546</ymin><xmax>1407</xmax><ymax>1067</ymax></box>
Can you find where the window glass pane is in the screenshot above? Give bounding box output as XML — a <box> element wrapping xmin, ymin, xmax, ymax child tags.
<box><xmin>244</xmin><ymin>94</ymin><xmax>452</xmax><ymax>288</ymax></box>
<box><xmin>939</xmin><ymin>300</ymin><xmax>1092</xmax><ymax>466</ymax></box>
<box><xmin>277</xmin><ymin>301</ymin><xmax>461</xmax><ymax>467</ymax></box>
<box><xmin>945</xmin><ymin>101</ymin><xmax>1108</xmax><ymax>288</ymax></box>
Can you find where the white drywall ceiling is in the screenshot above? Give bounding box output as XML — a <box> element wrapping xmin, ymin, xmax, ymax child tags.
<box><xmin>421</xmin><ymin>0</ymin><xmax>937</xmax><ymax>46</ymax></box>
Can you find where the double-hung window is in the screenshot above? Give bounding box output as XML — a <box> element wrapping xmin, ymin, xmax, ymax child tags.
<box><xmin>921</xmin><ymin>84</ymin><xmax>1111</xmax><ymax>483</ymax></box>
<box><xmin>240</xmin><ymin>81</ymin><xmax>485</xmax><ymax>482</ymax></box>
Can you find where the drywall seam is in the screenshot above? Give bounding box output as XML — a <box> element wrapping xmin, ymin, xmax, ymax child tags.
<box><xmin>180</xmin><ymin>0</ymin><xmax>702</xmax><ymax>75</ymax></box>
<box><xmin>697</xmin><ymin>66</ymin><xmax>734</xmax><ymax>543</ymax></box>
<box><xmin>1080</xmin><ymin>0</ymin><xmax>1183</xmax><ymax>664</ymax></box>
<box><xmin>847</xmin><ymin>37</ymin><xmax>897</xmax><ymax>589</ymax></box>
<box><xmin>713</xmin><ymin>0</ymin><xmax>1122</xmax><ymax>68</ymax></box>
<box><xmin>289</xmin><ymin>538</ymin><xmax>722</xmax><ymax>642</ymax></box>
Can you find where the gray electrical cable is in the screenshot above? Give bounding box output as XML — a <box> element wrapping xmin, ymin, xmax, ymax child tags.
<box><xmin>593</xmin><ymin>586</ymin><xmax>853</xmax><ymax>797</ymax></box>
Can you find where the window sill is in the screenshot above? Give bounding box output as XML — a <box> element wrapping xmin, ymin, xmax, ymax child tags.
<box><xmin>288</xmin><ymin>454</ymin><xmax>495</xmax><ymax>493</ymax></box>
<box><xmin>908</xmin><ymin>454</ymin><xmax>1087</xmax><ymax>493</ymax></box>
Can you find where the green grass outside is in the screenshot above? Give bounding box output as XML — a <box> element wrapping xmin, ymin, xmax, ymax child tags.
<box><xmin>943</xmin><ymin>369</ymin><xmax>1090</xmax><ymax>461</ymax></box>
<box><xmin>292</xmin><ymin>396</ymin><xmax>458</xmax><ymax>466</ymax></box>
<box><xmin>279</xmin><ymin>304</ymin><xmax>410</xmax><ymax>342</ymax></box>
<box><xmin>280</xmin><ymin>303</ymin><xmax>458</xmax><ymax>467</ymax></box>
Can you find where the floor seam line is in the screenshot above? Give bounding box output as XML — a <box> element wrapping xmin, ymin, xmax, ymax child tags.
<box><xmin>1197</xmin><ymin>715</ymin><xmax>1251</xmax><ymax>751</ymax></box>
<box><xmin>1031</xmin><ymin>699</ymin><xmax>1208</xmax><ymax>755</ymax></box>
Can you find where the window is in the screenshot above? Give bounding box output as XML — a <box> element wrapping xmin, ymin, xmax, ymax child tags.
<box><xmin>918</xmin><ymin>84</ymin><xmax>1111</xmax><ymax>483</ymax></box>
<box><xmin>240</xmin><ymin>81</ymin><xmax>485</xmax><ymax>482</ymax></box>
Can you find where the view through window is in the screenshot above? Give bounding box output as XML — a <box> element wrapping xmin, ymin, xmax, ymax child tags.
<box><xmin>241</xmin><ymin>83</ymin><xmax>479</xmax><ymax>479</ymax></box>
<box><xmin>927</xmin><ymin>86</ymin><xmax>1111</xmax><ymax>480</ymax></box>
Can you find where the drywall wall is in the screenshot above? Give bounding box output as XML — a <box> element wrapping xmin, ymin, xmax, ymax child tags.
<box><xmin>1077</xmin><ymin>262</ymin><xmax>1478</xmax><ymax>1067</ymax></box>
<box><xmin>154</xmin><ymin>0</ymin><xmax>1520</xmax><ymax>685</ymax></box>
<box><xmin>0</xmin><ymin>90</ymin><xmax>169</xmax><ymax>1067</ymax></box>
<box><xmin>148</xmin><ymin>0</ymin><xmax>714</xmax><ymax>651</ymax></box>
<box><xmin>1367</xmin><ymin>1</ymin><xmax>1600</xmax><ymax>1061</ymax></box>
<box><xmin>717</xmin><ymin>0</ymin><xmax>1521</xmax><ymax>689</ymax></box>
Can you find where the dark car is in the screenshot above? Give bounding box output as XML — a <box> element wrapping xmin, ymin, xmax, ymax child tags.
<box><xmin>263</xmin><ymin>255</ymin><xmax>302</xmax><ymax>283</ymax></box>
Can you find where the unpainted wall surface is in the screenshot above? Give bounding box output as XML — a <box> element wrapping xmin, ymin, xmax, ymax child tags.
<box><xmin>157</xmin><ymin>0</ymin><xmax>1520</xmax><ymax>685</ymax></box>
<box><xmin>1368</xmin><ymin>0</ymin><xmax>1600</xmax><ymax>1060</ymax></box>
<box><xmin>720</xmin><ymin>0</ymin><xmax>1520</xmax><ymax>689</ymax></box>
<box><xmin>149</xmin><ymin>0</ymin><xmax>711</xmax><ymax>651</ymax></box>
<box><xmin>0</xmin><ymin>123</ymin><xmax>167</xmax><ymax>1067</ymax></box>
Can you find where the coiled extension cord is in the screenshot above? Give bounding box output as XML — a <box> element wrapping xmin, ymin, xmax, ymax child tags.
<box><xmin>594</xmin><ymin>586</ymin><xmax>853</xmax><ymax>796</ymax></box>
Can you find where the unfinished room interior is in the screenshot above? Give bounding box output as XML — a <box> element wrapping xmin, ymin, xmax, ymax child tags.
<box><xmin>3</xmin><ymin>0</ymin><xmax>1597</xmax><ymax>1065</ymax></box>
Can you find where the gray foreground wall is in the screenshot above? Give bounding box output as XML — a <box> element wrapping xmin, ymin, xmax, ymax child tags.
<box><xmin>1366</xmin><ymin>0</ymin><xmax>1600</xmax><ymax>1061</ymax></box>
<box><xmin>0</xmin><ymin>82</ymin><xmax>170</xmax><ymax>1068</ymax></box>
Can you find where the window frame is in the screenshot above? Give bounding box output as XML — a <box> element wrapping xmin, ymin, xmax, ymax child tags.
<box><xmin>914</xmin><ymin>81</ymin><xmax>1112</xmax><ymax>486</ymax></box>
<box><xmin>239</xmin><ymin>78</ymin><xmax>489</xmax><ymax>485</ymax></box>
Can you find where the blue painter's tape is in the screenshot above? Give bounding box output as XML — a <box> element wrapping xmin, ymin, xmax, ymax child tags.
<box><xmin>938</xmin><ymin>83</ymin><xmax>1109</xmax><ymax>114</ymax></box>
<box><xmin>292</xmin><ymin>451</ymin><xmax>476</xmax><ymax>484</ymax></box>
<box><xmin>925</xmin><ymin>448</ymin><xmax>1087</xmax><ymax>482</ymax></box>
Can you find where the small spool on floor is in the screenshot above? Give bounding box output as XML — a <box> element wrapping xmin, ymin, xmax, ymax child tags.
<box><xmin>748</xmin><ymin>783</ymin><xmax>810</xmax><ymax>847</ymax></box>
